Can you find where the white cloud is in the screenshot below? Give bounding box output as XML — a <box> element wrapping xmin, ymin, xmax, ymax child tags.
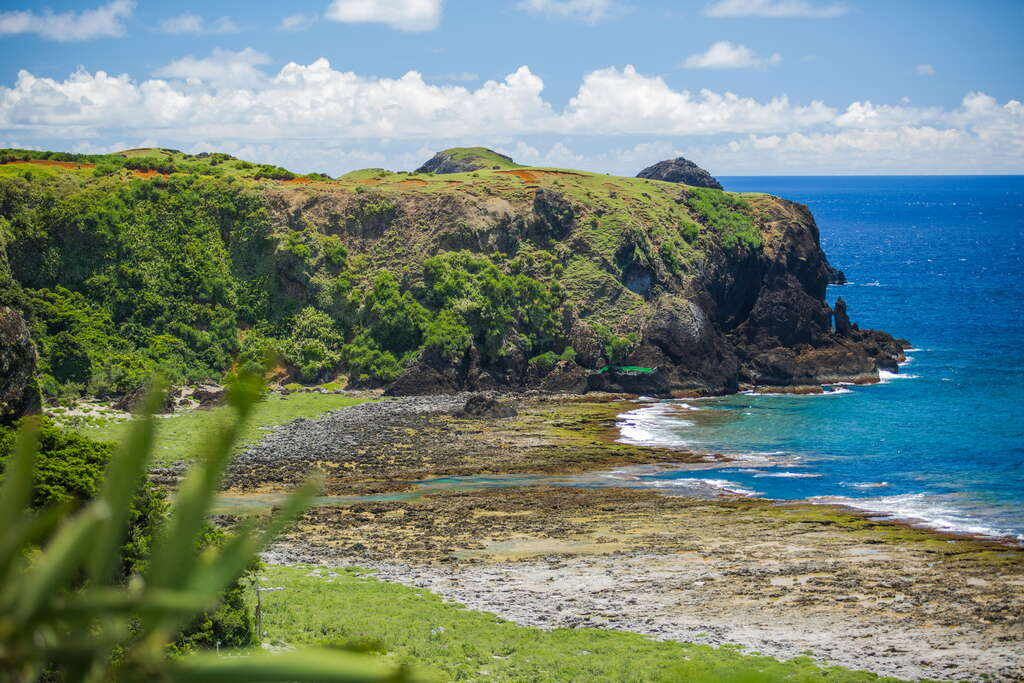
<box><xmin>833</xmin><ymin>100</ymin><xmax>942</xmax><ymax>129</ymax></box>
<box><xmin>1</xmin><ymin>60</ymin><xmax>1020</xmax><ymax>174</ymax></box>
<box><xmin>563</xmin><ymin>65</ymin><xmax>831</xmax><ymax>134</ymax></box>
<box><xmin>159</xmin><ymin>13</ymin><xmax>239</xmax><ymax>35</ymax></box>
<box><xmin>280</xmin><ymin>14</ymin><xmax>318</xmax><ymax>31</ymax></box>
<box><xmin>917</xmin><ymin>63</ymin><xmax>936</xmax><ymax>76</ymax></box>
<box><xmin>325</xmin><ymin>0</ymin><xmax>443</xmax><ymax>32</ymax></box>
<box><xmin>0</xmin><ymin>0</ymin><xmax>133</xmax><ymax>41</ymax></box>
<box><xmin>153</xmin><ymin>49</ymin><xmax>272</xmax><ymax>89</ymax></box>
<box><xmin>683</xmin><ymin>42</ymin><xmax>782</xmax><ymax>69</ymax></box>
<box><xmin>704</xmin><ymin>0</ymin><xmax>847</xmax><ymax>18</ymax></box>
<box><xmin>518</xmin><ymin>0</ymin><xmax>615</xmax><ymax>23</ymax></box>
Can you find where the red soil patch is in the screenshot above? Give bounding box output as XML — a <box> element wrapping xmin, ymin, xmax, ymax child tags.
<box><xmin>445</xmin><ymin>180</ymin><xmax>462</xmax><ymax>184</ymax></box>
<box><xmin>133</xmin><ymin>170</ymin><xmax>161</xmax><ymax>179</ymax></box>
<box><xmin>497</xmin><ymin>169</ymin><xmax>538</xmax><ymax>183</ymax></box>
<box><xmin>3</xmin><ymin>159</ymin><xmax>95</xmax><ymax>170</ymax></box>
<box><xmin>353</xmin><ymin>178</ymin><xmax>380</xmax><ymax>184</ymax></box>
<box><xmin>400</xmin><ymin>179</ymin><xmax>428</xmax><ymax>186</ymax></box>
<box><xmin>281</xmin><ymin>177</ymin><xmax>313</xmax><ymax>184</ymax></box>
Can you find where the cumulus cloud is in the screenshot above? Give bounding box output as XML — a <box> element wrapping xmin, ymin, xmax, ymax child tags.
<box><xmin>683</xmin><ymin>42</ymin><xmax>782</xmax><ymax>69</ymax></box>
<box><xmin>917</xmin><ymin>63</ymin><xmax>936</xmax><ymax>76</ymax></box>
<box><xmin>159</xmin><ymin>13</ymin><xmax>239</xmax><ymax>35</ymax></box>
<box><xmin>280</xmin><ymin>14</ymin><xmax>318</xmax><ymax>31</ymax></box>
<box><xmin>704</xmin><ymin>0</ymin><xmax>847</xmax><ymax>18</ymax></box>
<box><xmin>562</xmin><ymin>65</ymin><xmax>832</xmax><ymax>134</ymax></box>
<box><xmin>0</xmin><ymin>0</ymin><xmax>133</xmax><ymax>41</ymax></box>
<box><xmin>1</xmin><ymin>60</ymin><xmax>1020</xmax><ymax>174</ymax></box>
<box><xmin>153</xmin><ymin>49</ymin><xmax>271</xmax><ymax>89</ymax></box>
<box><xmin>325</xmin><ymin>0</ymin><xmax>443</xmax><ymax>32</ymax></box>
<box><xmin>518</xmin><ymin>0</ymin><xmax>615</xmax><ymax>23</ymax></box>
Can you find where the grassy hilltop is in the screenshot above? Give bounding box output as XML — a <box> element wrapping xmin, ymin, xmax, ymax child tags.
<box><xmin>0</xmin><ymin>145</ymin><xmax>870</xmax><ymax>401</ymax></box>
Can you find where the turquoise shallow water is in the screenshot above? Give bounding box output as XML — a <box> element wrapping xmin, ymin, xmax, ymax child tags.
<box><xmin>614</xmin><ymin>176</ymin><xmax>1024</xmax><ymax>542</ymax></box>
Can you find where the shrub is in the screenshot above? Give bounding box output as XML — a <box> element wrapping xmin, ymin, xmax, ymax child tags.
<box><xmin>527</xmin><ymin>346</ymin><xmax>577</xmax><ymax>375</ymax></box>
<box><xmin>593</xmin><ymin>324</ymin><xmax>638</xmax><ymax>365</ymax></box>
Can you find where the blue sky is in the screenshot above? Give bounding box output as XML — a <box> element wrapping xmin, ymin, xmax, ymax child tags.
<box><xmin>1</xmin><ymin>0</ymin><xmax>1021</xmax><ymax>175</ymax></box>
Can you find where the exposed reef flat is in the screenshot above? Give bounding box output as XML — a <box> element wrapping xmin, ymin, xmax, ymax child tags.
<box><xmin>234</xmin><ymin>395</ymin><xmax>1023</xmax><ymax>682</ymax></box>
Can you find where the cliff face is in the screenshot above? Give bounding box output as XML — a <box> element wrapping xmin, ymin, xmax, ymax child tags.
<box><xmin>0</xmin><ymin>306</ymin><xmax>41</xmax><ymax>424</ymax></box>
<box><xmin>266</xmin><ymin>155</ymin><xmax>905</xmax><ymax>395</ymax></box>
<box><xmin>0</xmin><ymin>146</ymin><xmax>905</xmax><ymax>398</ymax></box>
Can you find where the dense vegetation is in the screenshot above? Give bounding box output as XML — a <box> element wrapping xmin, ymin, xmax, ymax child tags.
<box><xmin>0</xmin><ymin>418</ymin><xmax>255</xmax><ymax>652</ymax></box>
<box><xmin>0</xmin><ymin>146</ymin><xmax>767</xmax><ymax>398</ymax></box>
<box><xmin>0</xmin><ymin>380</ymin><xmax>409</xmax><ymax>682</ymax></box>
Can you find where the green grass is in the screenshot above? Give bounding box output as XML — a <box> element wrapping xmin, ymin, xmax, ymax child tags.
<box><xmin>256</xmin><ymin>564</ymin><xmax>920</xmax><ymax>683</ymax></box>
<box><xmin>437</xmin><ymin>147</ymin><xmax>520</xmax><ymax>170</ymax></box>
<box><xmin>73</xmin><ymin>393</ymin><xmax>370</xmax><ymax>465</ymax></box>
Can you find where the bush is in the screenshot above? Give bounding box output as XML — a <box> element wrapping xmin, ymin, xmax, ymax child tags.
<box><xmin>527</xmin><ymin>346</ymin><xmax>576</xmax><ymax>375</ymax></box>
<box><xmin>343</xmin><ymin>332</ymin><xmax>403</xmax><ymax>384</ymax></box>
<box><xmin>593</xmin><ymin>324</ymin><xmax>638</xmax><ymax>365</ymax></box>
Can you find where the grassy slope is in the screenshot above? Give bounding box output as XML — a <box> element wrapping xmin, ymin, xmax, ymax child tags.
<box><xmin>257</xmin><ymin>564</ymin><xmax>917</xmax><ymax>683</ymax></box>
<box><xmin>74</xmin><ymin>393</ymin><xmax>370</xmax><ymax>466</ymax></box>
<box><xmin>0</xmin><ymin>146</ymin><xmax>765</xmax><ymax>384</ymax></box>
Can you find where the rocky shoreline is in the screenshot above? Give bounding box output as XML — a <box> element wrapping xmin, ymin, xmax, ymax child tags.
<box><xmin>220</xmin><ymin>393</ymin><xmax>1024</xmax><ymax>682</ymax></box>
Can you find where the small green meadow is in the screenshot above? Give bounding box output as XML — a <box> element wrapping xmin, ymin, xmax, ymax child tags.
<box><xmin>74</xmin><ymin>392</ymin><xmax>370</xmax><ymax>465</ymax></box>
<box><xmin>256</xmin><ymin>564</ymin><xmax>921</xmax><ymax>683</ymax></box>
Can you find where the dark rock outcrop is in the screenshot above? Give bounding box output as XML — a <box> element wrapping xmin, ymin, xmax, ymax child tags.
<box><xmin>0</xmin><ymin>306</ymin><xmax>41</xmax><ymax>425</ymax></box>
<box><xmin>833</xmin><ymin>297</ymin><xmax>853</xmax><ymax>336</ymax></box>
<box><xmin>539</xmin><ymin>361</ymin><xmax>589</xmax><ymax>394</ymax></box>
<box><xmin>637</xmin><ymin>157</ymin><xmax>723</xmax><ymax>190</ymax></box>
<box><xmin>459</xmin><ymin>394</ymin><xmax>517</xmax><ymax>418</ymax></box>
<box><xmin>113</xmin><ymin>383</ymin><xmax>175</xmax><ymax>414</ymax></box>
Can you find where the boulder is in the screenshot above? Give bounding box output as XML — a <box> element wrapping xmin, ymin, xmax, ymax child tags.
<box><xmin>459</xmin><ymin>394</ymin><xmax>517</xmax><ymax>418</ymax></box>
<box><xmin>192</xmin><ymin>384</ymin><xmax>226</xmax><ymax>409</ymax></box>
<box><xmin>113</xmin><ymin>383</ymin><xmax>175</xmax><ymax>414</ymax></box>
<box><xmin>540</xmin><ymin>360</ymin><xmax>589</xmax><ymax>394</ymax></box>
<box><xmin>0</xmin><ymin>306</ymin><xmax>41</xmax><ymax>425</ymax></box>
<box><xmin>636</xmin><ymin>157</ymin><xmax>723</xmax><ymax>189</ymax></box>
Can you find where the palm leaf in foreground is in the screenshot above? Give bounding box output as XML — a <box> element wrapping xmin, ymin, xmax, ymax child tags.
<box><xmin>0</xmin><ymin>376</ymin><xmax>413</xmax><ymax>683</ymax></box>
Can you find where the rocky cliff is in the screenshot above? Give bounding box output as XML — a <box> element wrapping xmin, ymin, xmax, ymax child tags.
<box><xmin>0</xmin><ymin>306</ymin><xmax>41</xmax><ymax>424</ymax></box>
<box><xmin>0</xmin><ymin>145</ymin><xmax>906</xmax><ymax>399</ymax></box>
<box><xmin>270</xmin><ymin>149</ymin><xmax>906</xmax><ymax>395</ymax></box>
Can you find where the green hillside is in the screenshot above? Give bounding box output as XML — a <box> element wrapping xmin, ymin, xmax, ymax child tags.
<box><xmin>0</xmin><ymin>146</ymin><xmax>813</xmax><ymax>400</ymax></box>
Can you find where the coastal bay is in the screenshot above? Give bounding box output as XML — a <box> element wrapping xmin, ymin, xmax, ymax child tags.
<box><xmin>214</xmin><ymin>394</ymin><xmax>1024</xmax><ymax>682</ymax></box>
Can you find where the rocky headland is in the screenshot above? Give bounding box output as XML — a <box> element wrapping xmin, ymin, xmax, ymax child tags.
<box><xmin>1</xmin><ymin>145</ymin><xmax>907</xmax><ymax>403</ymax></box>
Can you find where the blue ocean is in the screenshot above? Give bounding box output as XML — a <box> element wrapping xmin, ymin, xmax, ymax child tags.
<box><xmin>616</xmin><ymin>176</ymin><xmax>1024</xmax><ymax>542</ymax></box>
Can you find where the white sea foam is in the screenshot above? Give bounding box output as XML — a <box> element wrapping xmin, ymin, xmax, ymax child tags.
<box><xmin>878</xmin><ymin>370</ymin><xmax>919</xmax><ymax>383</ymax></box>
<box><xmin>616</xmin><ymin>404</ymin><xmax>692</xmax><ymax>448</ymax></box>
<box><xmin>648</xmin><ymin>477</ymin><xmax>759</xmax><ymax>497</ymax></box>
<box><xmin>807</xmin><ymin>493</ymin><xmax>1024</xmax><ymax>544</ymax></box>
<box><xmin>840</xmin><ymin>481</ymin><xmax>891</xmax><ymax>489</ymax></box>
<box><xmin>753</xmin><ymin>471</ymin><xmax>822</xmax><ymax>479</ymax></box>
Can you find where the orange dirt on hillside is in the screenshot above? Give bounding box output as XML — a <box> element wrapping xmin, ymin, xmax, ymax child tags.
<box><xmin>281</xmin><ymin>177</ymin><xmax>313</xmax><ymax>184</ymax></box>
<box><xmin>497</xmin><ymin>169</ymin><xmax>585</xmax><ymax>184</ymax></box>
<box><xmin>3</xmin><ymin>159</ymin><xmax>96</xmax><ymax>170</ymax></box>
<box><xmin>353</xmin><ymin>178</ymin><xmax>380</xmax><ymax>184</ymax></box>
<box><xmin>400</xmin><ymin>179</ymin><xmax>428</xmax><ymax>186</ymax></box>
<box><xmin>497</xmin><ymin>169</ymin><xmax>538</xmax><ymax>183</ymax></box>
<box><xmin>133</xmin><ymin>170</ymin><xmax>161</xmax><ymax>178</ymax></box>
